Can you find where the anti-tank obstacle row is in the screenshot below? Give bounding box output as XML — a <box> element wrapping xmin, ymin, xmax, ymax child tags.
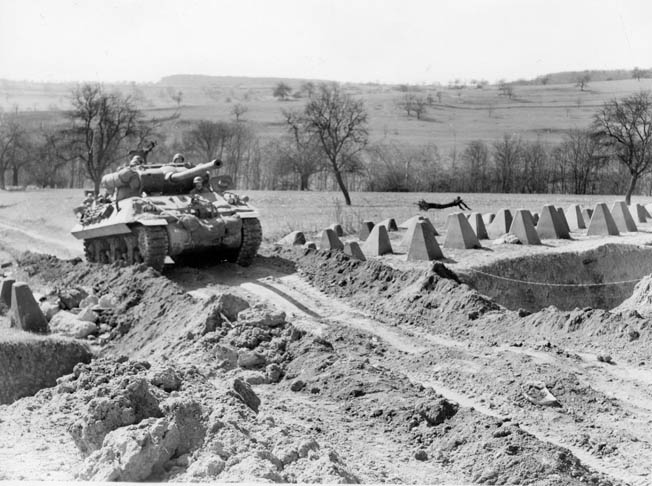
<box><xmin>275</xmin><ymin>199</ymin><xmax>648</xmax><ymax>263</ymax></box>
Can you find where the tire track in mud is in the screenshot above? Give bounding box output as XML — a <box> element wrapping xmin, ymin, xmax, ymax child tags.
<box><xmin>0</xmin><ymin>220</ymin><xmax>82</xmax><ymax>258</ymax></box>
<box><xmin>233</xmin><ymin>270</ymin><xmax>650</xmax><ymax>486</ymax></box>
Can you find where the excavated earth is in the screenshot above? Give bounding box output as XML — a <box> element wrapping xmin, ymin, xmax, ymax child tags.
<box><xmin>2</xmin><ymin>229</ymin><xmax>652</xmax><ymax>484</ymax></box>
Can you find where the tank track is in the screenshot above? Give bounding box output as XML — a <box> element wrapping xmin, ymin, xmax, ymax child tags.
<box><xmin>82</xmin><ymin>227</ymin><xmax>168</xmax><ymax>272</ymax></box>
<box><xmin>134</xmin><ymin>226</ymin><xmax>169</xmax><ymax>272</ymax></box>
<box><xmin>83</xmin><ymin>239</ymin><xmax>97</xmax><ymax>263</ymax></box>
<box><xmin>233</xmin><ymin>218</ymin><xmax>262</xmax><ymax>267</ymax></box>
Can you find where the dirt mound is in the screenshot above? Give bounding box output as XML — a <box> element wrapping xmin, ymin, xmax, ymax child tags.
<box><xmin>16</xmin><ymin>253</ymin><xmax>214</xmax><ymax>358</ymax></box>
<box><xmin>0</xmin><ymin>330</ymin><xmax>92</xmax><ymax>404</ymax></box>
<box><xmin>616</xmin><ymin>274</ymin><xmax>652</xmax><ymax>317</ymax></box>
<box><xmin>286</xmin><ymin>248</ymin><xmax>498</xmax><ymax>328</ymax></box>
<box><xmin>281</xmin><ymin>246</ymin><xmax>652</xmax><ymax>362</ymax></box>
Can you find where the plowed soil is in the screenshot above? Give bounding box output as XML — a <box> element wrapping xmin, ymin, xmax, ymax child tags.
<box><xmin>2</xmin><ymin>220</ymin><xmax>652</xmax><ymax>485</ymax></box>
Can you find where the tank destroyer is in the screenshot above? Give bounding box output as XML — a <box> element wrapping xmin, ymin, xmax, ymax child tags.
<box><xmin>71</xmin><ymin>157</ymin><xmax>262</xmax><ymax>271</ymax></box>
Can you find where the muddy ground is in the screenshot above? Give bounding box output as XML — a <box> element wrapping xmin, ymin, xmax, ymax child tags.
<box><xmin>2</xmin><ymin>227</ymin><xmax>652</xmax><ymax>484</ymax></box>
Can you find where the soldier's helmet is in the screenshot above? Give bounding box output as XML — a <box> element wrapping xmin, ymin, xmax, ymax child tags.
<box><xmin>193</xmin><ymin>176</ymin><xmax>203</xmax><ymax>184</ymax></box>
<box><xmin>173</xmin><ymin>153</ymin><xmax>185</xmax><ymax>163</ymax></box>
<box><xmin>129</xmin><ymin>155</ymin><xmax>145</xmax><ymax>167</ymax></box>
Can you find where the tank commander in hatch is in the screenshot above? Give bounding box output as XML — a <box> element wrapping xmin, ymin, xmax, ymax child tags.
<box><xmin>190</xmin><ymin>176</ymin><xmax>211</xmax><ymax>196</ymax></box>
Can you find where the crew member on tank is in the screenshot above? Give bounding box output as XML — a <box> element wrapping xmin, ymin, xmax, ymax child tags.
<box><xmin>173</xmin><ymin>153</ymin><xmax>193</xmax><ymax>168</ymax></box>
<box><xmin>189</xmin><ymin>176</ymin><xmax>211</xmax><ymax>196</ymax></box>
<box><xmin>102</xmin><ymin>155</ymin><xmax>144</xmax><ymax>201</ymax></box>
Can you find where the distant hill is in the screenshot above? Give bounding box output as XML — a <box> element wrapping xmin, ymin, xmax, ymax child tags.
<box><xmin>158</xmin><ymin>74</ymin><xmax>329</xmax><ymax>88</ymax></box>
<box><xmin>3</xmin><ymin>71</ymin><xmax>652</xmax><ymax>156</ymax></box>
<box><xmin>528</xmin><ymin>68</ymin><xmax>652</xmax><ymax>85</ymax></box>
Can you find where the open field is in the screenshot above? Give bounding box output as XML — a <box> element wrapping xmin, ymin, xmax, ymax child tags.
<box><xmin>4</xmin><ymin>76</ymin><xmax>652</xmax><ymax>155</ymax></box>
<box><xmin>1</xmin><ymin>188</ymin><xmax>651</xmax><ymax>247</ymax></box>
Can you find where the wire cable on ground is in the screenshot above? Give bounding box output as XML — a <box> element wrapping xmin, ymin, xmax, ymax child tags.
<box><xmin>467</xmin><ymin>268</ymin><xmax>643</xmax><ymax>288</ymax></box>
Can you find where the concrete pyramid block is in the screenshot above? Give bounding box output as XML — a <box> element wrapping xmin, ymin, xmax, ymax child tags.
<box><xmin>587</xmin><ymin>203</ymin><xmax>620</xmax><ymax>236</ymax></box>
<box><xmin>1</xmin><ymin>278</ymin><xmax>15</xmax><ymax>307</ymax></box>
<box><xmin>10</xmin><ymin>282</ymin><xmax>48</xmax><ymax>334</ymax></box>
<box><xmin>277</xmin><ymin>231</ymin><xmax>306</xmax><ymax>246</ymax></box>
<box><xmin>611</xmin><ymin>201</ymin><xmax>637</xmax><ymax>232</ymax></box>
<box><xmin>328</xmin><ymin>223</ymin><xmax>344</xmax><ymax>237</ymax></box>
<box><xmin>629</xmin><ymin>204</ymin><xmax>647</xmax><ymax>223</ymax></box>
<box><xmin>400</xmin><ymin>216</ymin><xmax>438</xmax><ymax>246</ymax></box>
<box><xmin>483</xmin><ymin>213</ymin><xmax>496</xmax><ymax>225</ymax></box>
<box><xmin>377</xmin><ymin>218</ymin><xmax>398</xmax><ymax>232</ymax></box>
<box><xmin>509</xmin><ymin>209</ymin><xmax>541</xmax><ymax>245</ymax></box>
<box><xmin>398</xmin><ymin>216</ymin><xmax>415</xmax><ymax>229</ymax></box>
<box><xmin>343</xmin><ymin>242</ymin><xmax>366</xmax><ymax>261</ymax></box>
<box><xmin>407</xmin><ymin>221</ymin><xmax>444</xmax><ymax>261</ymax></box>
<box><xmin>358</xmin><ymin>221</ymin><xmax>375</xmax><ymax>241</ymax></box>
<box><xmin>362</xmin><ymin>224</ymin><xmax>393</xmax><ymax>256</ymax></box>
<box><xmin>443</xmin><ymin>212</ymin><xmax>481</xmax><ymax>249</ymax></box>
<box><xmin>399</xmin><ymin>215</ymin><xmax>438</xmax><ymax>235</ymax></box>
<box><xmin>319</xmin><ymin>228</ymin><xmax>344</xmax><ymax>251</ymax></box>
<box><xmin>565</xmin><ymin>205</ymin><xmax>586</xmax><ymax>230</ymax></box>
<box><xmin>555</xmin><ymin>207</ymin><xmax>571</xmax><ymax>235</ymax></box>
<box><xmin>644</xmin><ymin>204</ymin><xmax>652</xmax><ymax>218</ymax></box>
<box><xmin>467</xmin><ymin>212</ymin><xmax>489</xmax><ymax>239</ymax></box>
<box><xmin>486</xmin><ymin>209</ymin><xmax>512</xmax><ymax>239</ymax></box>
<box><xmin>537</xmin><ymin>205</ymin><xmax>569</xmax><ymax>239</ymax></box>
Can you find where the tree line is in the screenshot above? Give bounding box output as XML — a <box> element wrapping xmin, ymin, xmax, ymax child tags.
<box><xmin>2</xmin><ymin>83</ymin><xmax>652</xmax><ymax>205</ymax></box>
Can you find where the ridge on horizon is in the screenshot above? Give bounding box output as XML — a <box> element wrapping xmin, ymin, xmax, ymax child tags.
<box><xmin>2</xmin><ymin>66</ymin><xmax>652</xmax><ymax>87</ymax></box>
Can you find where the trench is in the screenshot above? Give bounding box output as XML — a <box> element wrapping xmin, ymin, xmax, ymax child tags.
<box><xmin>458</xmin><ymin>243</ymin><xmax>652</xmax><ymax>312</ymax></box>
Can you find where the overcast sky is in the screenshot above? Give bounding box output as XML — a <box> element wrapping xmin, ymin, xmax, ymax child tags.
<box><xmin>1</xmin><ymin>0</ymin><xmax>651</xmax><ymax>84</ymax></box>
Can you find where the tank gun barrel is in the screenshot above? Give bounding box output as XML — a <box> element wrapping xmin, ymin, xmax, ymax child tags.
<box><xmin>167</xmin><ymin>159</ymin><xmax>222</xmax><ymax>184</ymax></box>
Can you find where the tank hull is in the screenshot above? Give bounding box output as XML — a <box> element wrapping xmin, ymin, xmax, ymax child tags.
<box><xmin>72</xmin><ymin>191</ymin><xmax>262</xmax><ymax>269</ymax></box>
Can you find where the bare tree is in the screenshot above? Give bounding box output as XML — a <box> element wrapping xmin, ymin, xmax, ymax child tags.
<box><xmin>493</xmin><ymin>134</ymin><xmax>522</xmax><ymax>193</ymax></box>
<box><xmin>397</xmin><ymin>93</ymin><xmax>428</xmax><ymax>119</ymax></box>
<box><xmin>28</xmin><ymin>127</ymin><xmax>77</xmax><ymax>188</ymax></box>
<box><xmin>168</xmin><ymin>88</ymin><xmax>183</xmax><ymax>107</ymax></box>
<box><xmin>67</xmin><ymin>83</ymin><xmax>142</xmax><ymax>193</ymax></box>
<box><xmin>632</xmin><ymin>67</ymin><xmax>649</xmax><ymax>81</ymax></box>
<box><xmin>273</xmin><ymin>82</ymin><xmax>292</xmax><ymax>101</ymax></box>
<box><xmin>304</xmin><ymin>83</ymin><xmax>368</xmax><ymax>205</ymax></box>
<box><xmin>576</xmin><ymin>73</ymin><xmax>590</xmax><ymax>91</ymax></box>
<box><xmin>520</xmin><ymin>140</ymin><xmax>550</xmax><ymax>193</ymax></box>
<box><xmin>498</xmin><ymin>83</ymin><xmax>514</xmax><ymax>99</ymax></box>
<box><xmin>184</xmin><ymin>120</ymin><xmax>234</xmax><ymax>162</ymax></box>
<box><xmin>300</xmin><ymin>82</ymin><xmax>316</xmax><ymax>97</ymax></box>
<box><xmin>278</xmin><ymin>109</ymin><xmax>326</xmax><ymax>190</ymax></box>
<box><xmin>461</xmin><ymin>140</ymin><xmax>490</xmax><ymax>192</ymax></box>
<box><xmin>551</xmin><ymin>129</ymin><xmax>605</xmax><ymax>194</ymax></box>
<box><xmin>412</xmin><ymin>96</ymin><xmax>428</xmax><ymax>120</ymax></box>
<box><xmin>593</xmin><ymin>91</ymin><xmax>652</xmax><ymax>203</ymax></box>
<box><xmin>231</xmin><ymin>103</ymin><xmax>249</xmax><ymax>122</ymax></box>
<box><xmin>0</xmin><ymin>110</ymin><xmax>26</xmax><ymax>189</ymax></box>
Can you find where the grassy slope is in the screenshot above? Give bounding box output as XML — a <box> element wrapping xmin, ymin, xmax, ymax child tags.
<box><xmin>3</xmin><ymin>77</ymin><xmax>652</xmax><ymax>155</ymax></box>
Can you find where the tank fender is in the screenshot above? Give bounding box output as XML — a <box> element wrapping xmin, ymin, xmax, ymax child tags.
<box><xmin>138</xmin><ymin>218</ymin><xmax>168</xmax><ymax>226</ymax></box>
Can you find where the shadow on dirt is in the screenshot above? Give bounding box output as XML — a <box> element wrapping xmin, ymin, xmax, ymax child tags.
<box><xmin>165</xmin><ymin>254</ymin><xmax>298</xmax><ymax>292</ymax></box>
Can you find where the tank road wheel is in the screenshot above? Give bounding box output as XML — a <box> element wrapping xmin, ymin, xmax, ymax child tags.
<box><xmin>232</xmin><ymin>218</ymin><xmax>262</xmax><ymax>267</ymax></box>
<box><xmin>133</xmin><ymin>226</ymin><xmax>169</xmax><ymax>272</ymax></box>
<box><xmin>83</xmin><ymin>239</ymin><xmax>99</xmax><ymax>263</ymax></box>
